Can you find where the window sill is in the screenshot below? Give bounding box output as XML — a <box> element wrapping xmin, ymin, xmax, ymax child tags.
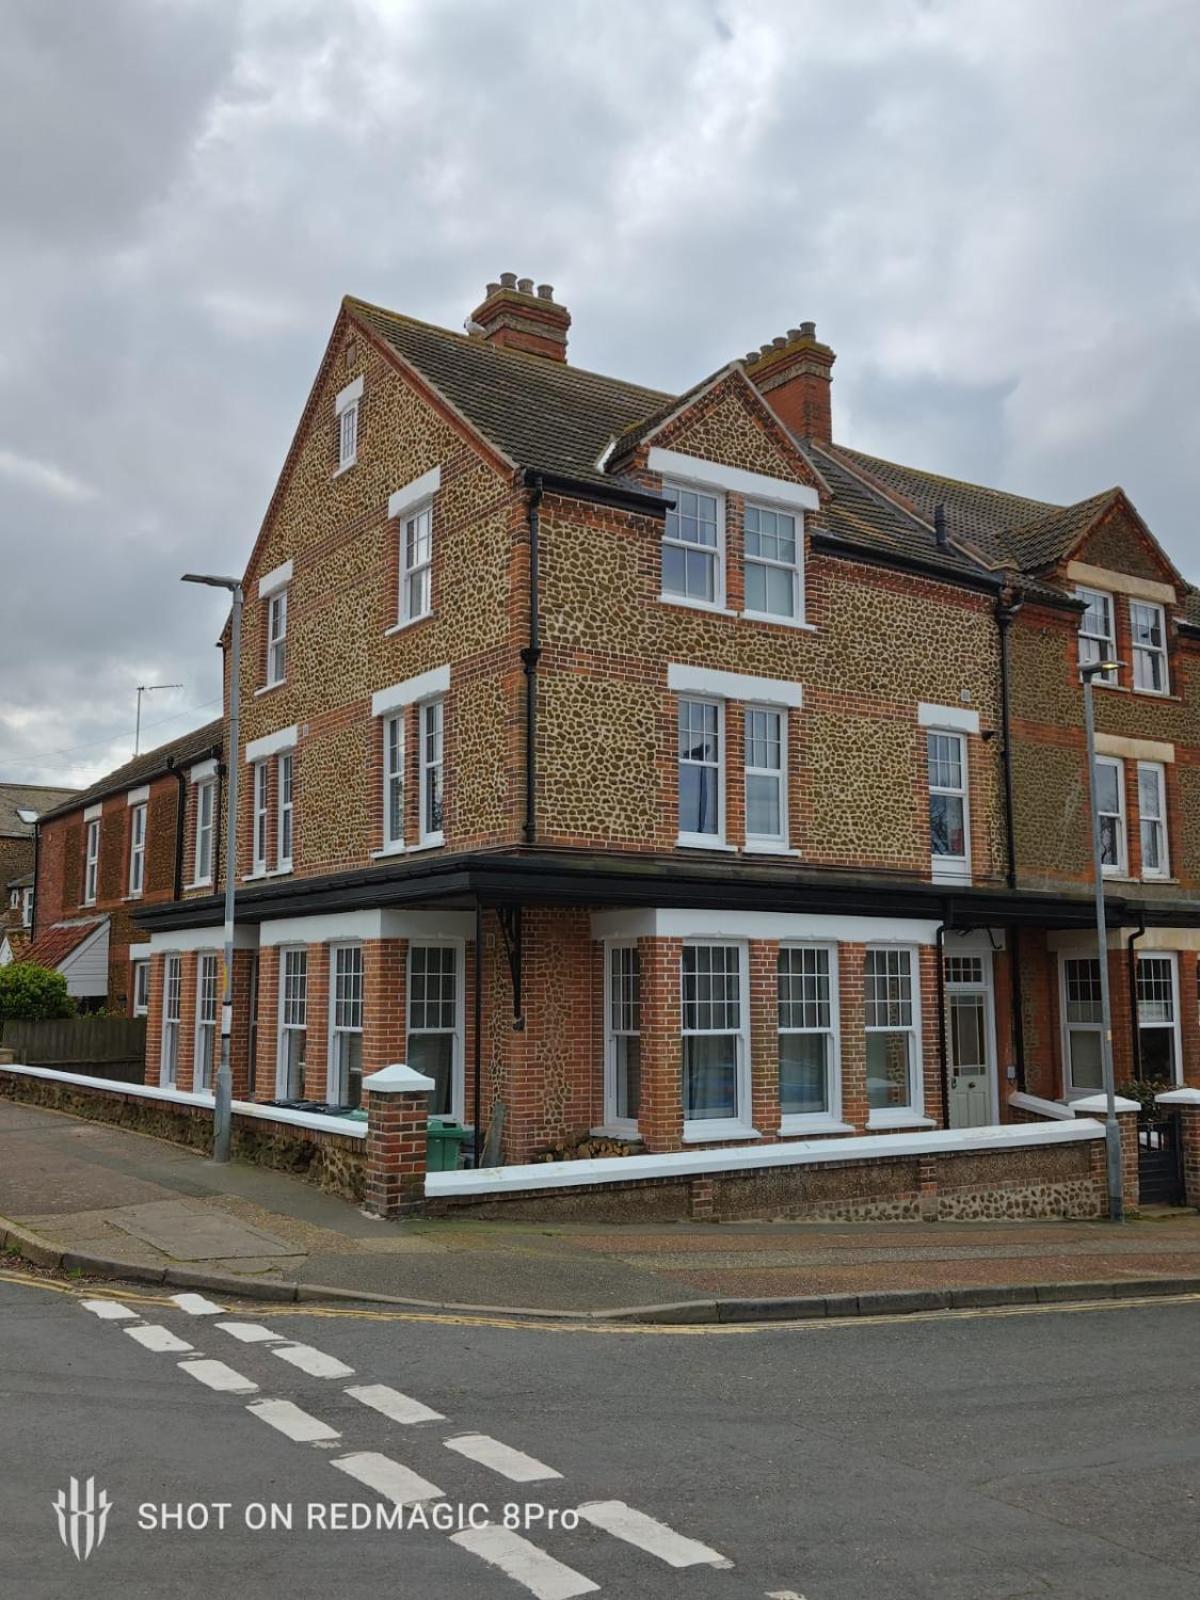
<box><xmin>778</xmin><ymin>1116</ymin><xmax>856</xmax><ymax>1136</ymax></box>
<box><xmin>331</xmin><ymin>461</ymin><xmax>356</xmax><ymax>479</ymax></box>
<box><xmin>1131</xmin><ymin>688</ymin><xmax>1176</xmax><ymax>701</ymax></box>
<box><xmin>740</xmin><ymin>610</ymin><xmax>816</xmax><ymax>632</ymax></box>
<box><xmin>183</xmin><ymin>879</ymin><xmax>214</xmax><ymax>892</ymax></box>
<box><xmin>371</xmin><ymin>843</ymin><xmax>407</xmax><ymax>859</ymax></box>
<box><xmin>242</xmin><ymin>871</ymin><xmax>269</xmax><ymax>883</ymax></box>
<box><xmin>589</xmin><ymin>1124</ymin><xmax>642</xmax><ymax>1142</ymax></box>
<box><xmin>866</xmin><ymin>1110</ymin><xmax>936</xmax><ymax>1131</ymax></box>
<box><xmin>743</xmin><ymin>841</ymin><xmax>801</xmax><ymax>857</ymax></box>
<box><xmin>682</xmin><ymin>1121</ymin><xmax>761</xmax><ymax>1144</ymax></box>
<box><xmin>931</xmin><ymin>863</ymin><xmax>972</xmax><ymax>884</ymax></box>
<box><xmin>121</xmin><ymin>893</ymin><xmax>143</xmax><ymax>903</ymax></box>
<box><xmin>255</xmin><ymin>681</ymin><xmax>286</xmax><ymax>698</ymax></box>
<box><xmin>408</xmin><ymin>834</ymin><xmax>444</xmax><ymax>853</ymax></box>
<box><xmin>676</xmin><ymin>835</ymin><xmax>737</xmax><ymax>852</ymax></box>
<box><xmin>384</xmin><ymin>612</ymin><xmax>434</xmax><ymax>638</ymax></box>
<box><xmin>1101</xmin><ymin>872</ymin><xmax>1133</xmax><ymax>882</ymax></box>
<box><xmin>659</xmin><ymin>594</ymin><xmax>737</xmax><ymax>619</ymax></box>
<box><xmin>271</xmin><ymin>864</ymin><xmax>294</xmax><ymax>878</ymax></box>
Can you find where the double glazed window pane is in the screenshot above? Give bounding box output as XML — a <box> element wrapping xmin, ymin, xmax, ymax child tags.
<box><xmin>778</xmin><ymin>947</ymin><xmax>832</xmax><ymax>1115</ymax></box>
<box><xmin>663</xmin><ymin>486</ymin><xmax>719</xmax><ymax>602</ymax></box>
<box><xmin>1065</xmin><ymin>957</ymin><xmax>1106</xmax><ymax>1093</ymax></box>
<box><xmin>1131</xmin><ymin>603</ymin><xmax>1166</xmax><ymax>692</ymax></box>
<box><xmin>681</xmin><ymin>946</ymin><xmax>741</xmax><ymax>1122</ymax></box>
<box><xmin>678</xmin><ymin>700</ymin><xmax>719</xmax><ymax>836</ymax></box>
<box><xmin>744</xmin><ymin>504</ymin><xmax>797</xmax><ymax>618</ymax></box>
<box><xmin>1077</xmin><ymin>589</ymin><xmax>1115</xmax><ymax>680</ymax></box>
<box><xmin>745</xmin><ymin>708</ymin><xmax>783</xmax><ymax>840</ymax></box>
<box><xmin>404</xmin><ymin>506</ymin><xmax>432</xmax><ymax>619</ymax></box>
<box><xmin>196</xmin><ymin>781</ymin><xmax>214</xmax><ymax>880</ymax></box>
<box><xmin>609</xmin><ymin>946</ymin><xmax>641</xmax><ymax>1122</ymax></box>
<box><xmin>421</xmin><ymin>701</ymin><xmax>444</xmax><ymax>836</ymax></box>
<box><xmin>1095</xmin><ymin>762</ymin><xmax>1122</xmax><ymax>867</ymax></box>
<box><xmin>408</xmin><ymin>946</ymin><xmax>457</xmax><ymax>1116</ymax></box>
<box><xmin>1139</xmin><ymin>764</ymin><xmax>1165</xmax><ymax>873</ymax></box>
<box><xmin>928</xmin><ymin>733</ymin><xmax>965</xmax><ymax>858</ymax></box>
<box><xmin>865</xmin><ymin>949</ymin><xmax>913</xmax><ymax>1110</ymax></box>
<box><xmin>683</xmin><ymin>1035</ymin><xmax>737</xmax><ymax>1119</ymax></box>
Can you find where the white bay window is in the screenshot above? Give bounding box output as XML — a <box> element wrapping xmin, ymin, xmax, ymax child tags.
<box><xmin>681</xmin><ymin>943</ymin><xmax>750</xmax><ymax>1136</ymax></box>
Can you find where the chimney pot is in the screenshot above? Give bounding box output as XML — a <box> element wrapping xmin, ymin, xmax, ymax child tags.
<box><xmin>499</xmin><ymin>271</ymin><xmax>518</xmax><ymax>289</ymax></box>
<box><xmin>760</xmin><ymin>343</ymin><xmax>774</xmax><ymax>358</ymax></box>
<box><xmin>773</xmin><ymin>335</ymin><xmax>788</xmax><ymax>349</ymax></box>
<box><xmin>748</xmin><ymin>320</ymin><xmax>835</xmax><ymax>441</ymax></box>
<box><xmin>799</xmin><ymin>320</ymin><xmax>816</xmax><ymax>339</ymax></box>
<box><xmin>786</xmin><ymin>328</ymin><xmax>802</xmax><ymax>341</ymax></box>
<box><xmin>517</xmin><ymin>276</ymin><xmax>534</xmax><ymax>295</ymax></box>
<box><xmin>745</xmin><ymin>352</ymin><xmax>760</xmax><ymax>364</ymax></box>
<box><xmin>468</xmin><ymin>275</ymin><xmax>571</xmax><ymax>362</ymax></box>
<box><xmin>537</xmin><ymin>283</ymin><xmax>554</xmax><ymax>301</ymax></box>
<box><xmin>486</xmin><ymin>281</ymin><xmax>500</xmax><ymax>296</ymax></box>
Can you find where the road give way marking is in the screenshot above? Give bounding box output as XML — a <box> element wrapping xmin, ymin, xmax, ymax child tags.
<box><xmin>450</xmin><ymin>1524</ymin><xmax>599</xmax><ymax>1600</ymax></box>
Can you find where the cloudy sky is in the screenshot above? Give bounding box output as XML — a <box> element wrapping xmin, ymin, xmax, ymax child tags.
<box><xmin>3</xmin><ymin>0</ymin><xmax>1198</xmax><ymax>787</ymax></box>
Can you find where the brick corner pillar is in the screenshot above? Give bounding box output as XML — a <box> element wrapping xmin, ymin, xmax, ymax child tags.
<box><xmin>638</xmin><ymin>936</ymin><xmax>683</xmax><ymax>1153</ymax></box>
<box><xmin>1073</xmin><ymin>1094</ymin><xmax>1140</xmax><ymax>1216</ymax></box>
<box><xmin>144</xmin><ymin>952</ymin><xmax>165</xmax><ymax>1086</ymax></box>
<box><xmin>1155</xmin><ymin>1087</ymin><xmax>1200</xmax><ymax>1210</ymax></box>
<box><xmin>362</xmin><ymin>1063</ymin><xmax>434</xmax><ymax>1219</ymax></box>
<box><xmin>228</xmin><ymin>949</ymin><xmax>255</xmax><ymax>1101</ymax></box>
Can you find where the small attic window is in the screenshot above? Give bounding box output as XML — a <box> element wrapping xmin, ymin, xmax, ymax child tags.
<box><xmin>335</xmin><ymin>376</ymin><xmax>363</xmax><ymax>473</ymax></box>
<box><xmin>16</xmin><ymin>808</ymin><xmax>38</xmax><ymax>824</ymax></box>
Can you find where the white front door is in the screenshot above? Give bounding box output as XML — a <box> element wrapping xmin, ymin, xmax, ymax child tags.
<box><xmin>944</xmin><ymin>952</ymin><xmax>996</xmax><ymax>1129</ymax></box>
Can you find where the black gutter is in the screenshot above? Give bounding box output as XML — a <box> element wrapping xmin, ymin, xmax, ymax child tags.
<box><xmin>811</xmin><ymin>532</ymin><xmax>1086</xmax><ymax>614</ymax></box>
<box><xmin>936</xmin><ymin>914</ymin><xmax>951</xmax><ymax>1127</ymax></box>
<box><xmin>1127</xmin><ymin>917</ymin><xmax>1146</xmax><ymax>1080</ymax></box>
<box><xmin>521</xmin><ymin>472</ymin><xmax>544</xmax><ymax>846</ymax></box>
<box><xmin>167</xmin><ymin>758</ymin><xmax>188</xmax><ymax>901</ymax></box>
<box><xmin>528</xmin><ymin>468</ymin><xmax>671</xmax><ymax>519</ymax></box>
<box><xmin>30</xmin><ymin>823</ymin><xmax>41</xmax><ymax>943</ymax></box>
<box><xmin>994</xmin><ymin>585</ymin><xmax>1028</xmax><ymax>1090</ymax></box>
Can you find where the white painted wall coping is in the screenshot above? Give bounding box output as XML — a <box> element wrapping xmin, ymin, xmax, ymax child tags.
<box><xmin>362</xmin><ymin>1063</ymin><xmax>436</xmax><ymax>1095</ymax></box>
<box><xmin>1156</xmin><ymin>1087</ymin><xmax>1200</xmax><ymax>1107</ymax></box>
<box><xmin>1069</xmin><ymin>1093</ymin><xmax>1141</xmax><ymax>1115</ymax></box>
<box><xmin>0</xmin><ymin>1062</ymin><xmax>366</xmax><ymax>1140</ymax></box>
<box><xmin>426</xmin><ymin>1118</ymin><xmax>1104</xmax><ymax>1199</ymax></box>
<box><xmin>1008</xmin><ymin>1091</ymin><xmax>1076</xmax><ymax>1122</ymax></box>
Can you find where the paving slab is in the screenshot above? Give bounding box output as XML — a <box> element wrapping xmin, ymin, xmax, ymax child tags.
<box><xmin>104</xmin><ymin>1199</ymin><xmax>301</xmax><ymax>1261</ymax></box>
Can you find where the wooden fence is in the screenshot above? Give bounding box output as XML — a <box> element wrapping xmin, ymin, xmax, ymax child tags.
<box><xmin>0</xmin><ymin>1017</ymin><xmax>146</xmax><ymax>1084</ymax></box>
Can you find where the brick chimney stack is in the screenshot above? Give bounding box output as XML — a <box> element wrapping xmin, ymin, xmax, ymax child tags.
<box><xmin>467</xmin><ymin>272</ymin><xmax>571</xmax><ymax>362</ymax></box>
<box><xmin>745</xmin><ymin>321</ymin><xmax>836</xmax><ymax>442</ymax></box>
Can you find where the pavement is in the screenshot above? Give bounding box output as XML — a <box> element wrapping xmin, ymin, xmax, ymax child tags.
<box><xmin>5</xmin><ymin>1098</ymin><xmax>1200</xmax><ymax>1317</ymax></box>
<box><xmin>4</xmin><ymin>1271</ymin><xmax>1200</xmax><ymax>1597</ymax></box>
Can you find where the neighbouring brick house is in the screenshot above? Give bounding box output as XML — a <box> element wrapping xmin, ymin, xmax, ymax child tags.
<box><xmin>0</xmin><ymin>783</ymin><xmax>76</xmax><ymax>965</ymax></box>
<box><xmin>132</xmin><ymin>275</ymin><xmax>1200</xmax><ymax>1165</ymax></box>
<box><xmin>30</xmin><ymin>722</ymin><xmax>223</xmax><ymax>1016</ymax></box>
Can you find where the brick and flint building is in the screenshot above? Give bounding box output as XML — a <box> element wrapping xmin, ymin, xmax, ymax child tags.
<box><xmin>126</xmin><ymin>274</ymin><xmax>1200</xmax><ymax>1162</ymax></box>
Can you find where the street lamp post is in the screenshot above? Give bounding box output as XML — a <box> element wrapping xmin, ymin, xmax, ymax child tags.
<box><xmin>182</xmin><ymin>572</ymin><xmax>244</xmax><ymax>1165</ymax></box>
<box><xmin>1080</xmin><ymin>657</ymin><xmax>1124</xmax><ymax>1223</ymax></box>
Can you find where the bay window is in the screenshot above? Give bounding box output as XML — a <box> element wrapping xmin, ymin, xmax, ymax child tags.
<box><xmin>161</xmin><ymin>955</ymin><xmax>181</xmax><ymax>1086</ymax></box>
<box><xmin>406</xmin><ymin>944</ymin><xmax>461</xmax><ymax>1118</ymax></box>
<box><xmin>864</xmin><ymin>947</ymin><xmax>920</xmax><ymax>1115</ymax></box>
<box><xmin>1062</xmin><ymin>956</ymin><xmax>1104</xmax><ymax>1095</ymax></box>
<box><xmin>277</xmin><ymin>947</ymin><xmax>307</xmax><ymax>1099</ymax></box>
<box><xmin>329</xmin><ymin>944</ymin><xmax>364</xmax><ymax>1108</ymax></box>
<box><xmin>194</xmin><ymin>953</ymin><xmax>218</xmax><ymax>1093</ymax></box>
<box><xmin>778</xmin><ymin>945</ymin><xmax>838</xmax><ymax>1121</ymax></box>
<box><xmin>681</xmin><ymin>943</ymin><xmax>749</xmax><ymax>1132</ymax></box>
<box><xmin>605</xmin><ymin>944</ymin><xmax>641</xmax><ymax>1130</ymax></box>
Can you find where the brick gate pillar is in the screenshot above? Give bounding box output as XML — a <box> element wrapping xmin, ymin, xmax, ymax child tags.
<box><xmin>1155</xmin><ymin>1088</ymin><xmax>1200</xmax><ymax>1210</ymax></box>
<box><xmin>363</xmin><ymin>1063</ymin><xmax>435</xmax><ymax>1219</ymax></box>
<box><xmin>1073</xmin><ymin>1093</ymin><xmax>1140</xmax><ymax>1215</ymax></box>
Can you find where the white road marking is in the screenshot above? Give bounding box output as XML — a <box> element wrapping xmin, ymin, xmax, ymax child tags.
<box><xmin>171</xmin><ymin>1293</ymin><xmax>225</xmax><ymax>1316</ymax></box>
<box><xmin>271</xmin><ymin>1342</ymin><xmax>354</xmax><ymax>1379</ymax></box>
<box><xmin>576</xmin><ymin>1500</ymin><xmax>732</xmax><ymax>1568</ymax></box>
<box><xmin>80</xmin><ymin>1299</ymin><xmax>137</xmax><ymax>1321</ymax></box>
<box><xmin>443</xmin><ymin>1432</ymin><xmax>561</xmax><ymax>1483</ymax></box>
<box><xmin>124</xmin><ymin>1324</ymin><xmax>193</xmax><ymax>1353</ymax></box>
<box><xmin>344</xmin><ymin>1383</ymin><xmax>444</xmax><ymax>1426</ymax></box>
<box><xmin>247</xmin><ymin>1399</ymin><xmax>340</xmax><ymax>1443</ymax></box>
<box><xmin>766</xmin><ymin>1591</ymin><xmax>807</xmax><ymax>1599</ymax></box>
<box><xmin>331</xmin><ymin>1451</ymin><xmax>442</xmax><ymax>1506</ymax></box>
<box><xmin>178</xmin><ymin>1358</ymin><xmax>258</xmax><ymax>1394</ymax></box>
<box><xmin>216</xmin><ymin>1321</ymin><xmax>282</xmax><ymax>1344</ymax></box>
<box><xmin>451</xmin><ymin>1525</ymin><xmax>598</xmax><ymax>1600</ymax></box>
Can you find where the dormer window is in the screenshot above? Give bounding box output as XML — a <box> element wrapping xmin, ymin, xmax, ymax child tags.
<box><xmin>662</xmin><ymin>483</ymin><xmax>723</xmax><ymax>606</ymax></box>
<box><xmin>1076</xmin><ymin>587</ymin><xmax>1116</xmax><ymax>684</ymax></box>
<box><xmin>335</xmin><ymin>376</ymin><xmax>362</xmax><ymax>473</ymax></box>
<box><xmin>744</xmin><ymin>503</ymin><xmax>800</xmax><ymax>621</ymax></box>
<box><xmin>1131</xmin><ymin>601</ymin><xmax>1169</xmax><ymax>694</ymax></box>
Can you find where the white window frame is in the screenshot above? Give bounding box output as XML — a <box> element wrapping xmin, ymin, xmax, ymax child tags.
<box><xmin>1130</xmin><ymin>599</ymin><xmax>1169</xmax><ymax>695</ymax></box>
<box><xmin>194</xmin><ymin>952</ymin><xmax>219</xmax><ymax>1093</ymax></box>
<box><xmin>276</xmin><ymin>946</ymin><xmax>308</xmax><ymax>1099</ymax></box>
<box><xmin>266</xmin><ymin>588</ymin><xmax>287</xmax><ymax>687</ymax></box>
<box><xmin>927</xmin><ymin>727</ymin><xmax>971</xmax><ymax>881</ymax></box>
<box><xmin>1076</xmin><ymin>586</ymin><xmax>1117</xmax><ymax>685</ymax></box>
<box><xmin>1095</xmin><ymin>755</ymin><xmax>1127</xmax><ymax>877</ymax></box>
<box><xmin>161</xmin><ymin>954</ymin><xmax>181</xmax><ymax>1086</ymax></box>
<box><xmin>399</xmin><ymin>501</ymin><xmax>433</xmax><ymax>625</ymax></box>
<box><xmin>131</xmin><ymin>957</ymin><xmax>150</xmax><ymax>1018</ymax></box>
<box><xmin>680</xmin><ymin>940</ymin><xmax>752</xmax><ymax>1141</ymax></box>
<box><xmin>335</xmin><ymin>376</ymin><xmax>362</xmax><ymax>473</ymax></box>
<box><xmin>128</xmin><ymin>801</ymin><xmax>147</xmax><ymax>897</ymax></box>
<box><xmin>21</xmin><ymin>886</ymin><xmax>33</xmax><ymax>927</ymax></box>
<box><xmin>252</xmin><ymin>760</ymin><xmax>270</xmax><ymax>875</ymax></box>
<box><xmin>193</xmin><ymin>777</ymin><xmax>215</xmax><ymax>886</ymax></box>
<box><xmin>276</xmin><ymin>752</ymin><xmax>294</xmax><ymax>872</ymax></box>
<box><xmin>676</xmin><ymin>697</ymin><xmax>725</xmax><ymax>849</ymax></box>
<box><xmin>406</xmin><ymin>940</ymin><xmax>465</xmax><ymax>1123</ymax></box>
<box><xmin>418</xmin><ymin>698</ymin><xmax>444</xmax><ymax>847</ymax></box>
<box><xmin>743</xmin><ymin>704</ymin><xmax>788</xmax><ymax>852</ymax></box>
<box><xmin>1059</xmin><ymin>954</ymin><xmax>1106</xmax><ymax>1100</ymax></box>
<box><xmin>1136</xmin><ymin>951</ymin><xmax>1183</xmax><ymax>1086</ymax></box>
<box><xmin>661</xmin><ymin>480</ymin><xmax>726</xmax><ymax>611</ymax></box>
<box><xmin>777</xmin><ymin>942</ymin><xmax>841</xmax><ymax>1132</ymax></box>
<box><xmin>83</xmin><ymin>817</ymin><xmax>100</xmax><ymax>905</ymax></box>
<box><xmin>603</xmin><ymin>941</ymin><xmax>641</xmax><ymax>1135</ymax></box>
<box><xmin>328</xmin><ymin>943</ymin><xmax>365</xmax><ymax>1109</ymax></box>
<box><xmin>743</xmin><ymin>499</ymin><xmax>803</xmax><ymax>624</ymax></box>
<box><xmin>864</xmin><ymin>945</ymin><xmax>924</xmax><ymax>1122</ymax></box>
<box><xmin>1138</xmin><ymin>760</ymin><xmax>1169</xmax><ymax>880</ymax></box>
<box><xmin>381</xmin><ymin>713</ymin><xmax>405</xmax><ymax>852</ymax></box>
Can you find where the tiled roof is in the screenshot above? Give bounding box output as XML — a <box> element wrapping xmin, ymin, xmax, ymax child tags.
<box><xmin>23</xmin><ymin>917</ymin><xmax>105</xmax><ymax>971</ymax></box>
<box><xmin>0</xmin><ymin>783</ymin><xmax>78</xmax><ymax>839</ymax></box>
<box><xmin>1002</xmin><ymin>489</ymin><xmax>1122</xmax><ymax>571</ymax></box>
<box><xmin>36</xmin><ymin>719</ymin><xmax>224</xmax><ymax>824</ymax></box>
<box><xmin>347</xmin><ymin>297</ymin><xmax>671</xmax><ymax>486</ymax></box>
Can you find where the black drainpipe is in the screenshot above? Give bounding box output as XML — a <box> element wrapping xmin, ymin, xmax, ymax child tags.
<box><xmin>473</xmin><ymin>899</ymin><xmax>484</xmax><ymax>1168</ymax></box>
<box><xmin>30</xmin><ymin>822</ymin><xmax>41</xmax><ymax>942</ymax></box>
<box><xmin>995</xmin><ymin>584</ymin><xmax>1028</xmax><ymax>1091</ymax></box>
<box><xmin>1127</xmin><ymin>917</ymin><xmax>1146</xmax><ymax>1081</ymax></box>
<box><xmin>937</xmin><ymin>909</ymin><xmax>952</xmax><ymax>1127</ymax></box>
<box><xmin>168</xmin><ymin>758</ymin><xmax>187</xmax><ymax>901</ymax></box>
<box><xmin>520</xmin><ymin>471</ymin><xmax>544</xmax><ymax>846</ymax></box>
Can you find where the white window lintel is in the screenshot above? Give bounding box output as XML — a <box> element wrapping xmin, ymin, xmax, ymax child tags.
<box><xmin>917</xmin><ymin>701</ymin><xmax>980</xmax><ymax>735</ymax></box>
<box><xmin>647</xmin><ymin>447</ymin><xmax>819</xmax><ymax>512</ymax></box>
<box><xmin>371</xmin><ymin>663</ymin><xmax>450</xmax><ymax>719</ymax></box>
<box><xmin>84</xmin><ymin>803</ymin><xmax>102</xmax><ymax>822</ymax></box>
<box><xmin>667</xmin><ymin>662</ymin><xmax>802</xmax><ymax>709</ymax></box>
<box><xmin>388</xmin><ymin>465</ymin><xmax>442</xmax><ymax>521</ymax></box>
<box><xmin>245</xmin><ymin>724</ymin><xmax>298</xmax><ymax>764</ymax></box>
<box><xmin>189</xmin><ymin>758</ymin><xmax>218</xmax><ymax>784</ymax></box>
<box><xmin>257</xmin><ymin>559</ymin><xmax>293</xmax><ymax>600</ymax></box>
<box><xmin>126</xmin><ymin>786</ymin><xmax>150</xmax><ymax>807</ymax></box>
<box><xmin>335</xmin><ymin>376</ymin><xmax>363</xmax><ymax>416</ymax></box>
